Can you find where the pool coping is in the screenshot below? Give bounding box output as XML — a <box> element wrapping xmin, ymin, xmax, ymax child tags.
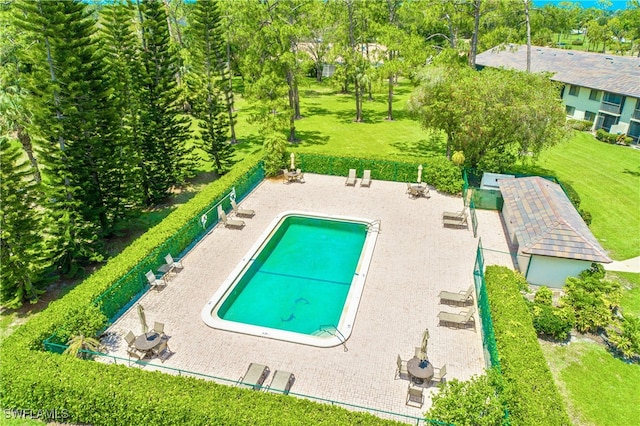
<box><xmin>200</xmin><ymin>210</ymin><xmax>380</xmax><ymax>348</ymax></box>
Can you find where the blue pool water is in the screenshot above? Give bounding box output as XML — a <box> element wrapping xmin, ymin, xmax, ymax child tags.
<box><xmin>217</xmin><ymin>216</ymin><xmax>367</xmax><ymax>335</ymax></box>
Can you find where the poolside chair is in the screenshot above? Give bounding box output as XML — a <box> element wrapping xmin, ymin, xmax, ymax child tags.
<box><xmin>431</xmin><ymin>364</ymin><xmax>447</xmax><ymax>385</ymax></box>
<box><xmin>217</xmin><ymin>205</ymin><xmax>245</xmax><ymax>229</ymax></box>
<box><xmin>153</xmin><ymin>321</ymin><xmax>166</xmax><ymax>339</ymax></box>
<box><xmin>345</xmin><ymin>168</ymin><xmax>357</xmax><ymax>186</ymax></box>
<box><xmin>231</xmin><ymin>199</ymin><xmax>255</xmax><ymax>218</ymax></box>
<box><xmin>265</xmin><ymin>370</ymin><xmax>295</xmax><ymax>395</ymax></box>
<box><xmin>406</xmin><ymin>382</ymin><xmax>424</xmax><ymax>407</ymax></box>
<box><xmin>438</xmin><ymin>285</ymin><xmax>474</xmax><ymax>306</ymax></box>
<box><xmin>442</xmin><ymin>207</ymin><xmax>467</xmax><ymax>221</ymax></box>
<box><xmin>396</xmin><ymin>354</ymin><xmax>409</xmax><ymax>380</ymax></box>
<box><xmin>237</xmin><ymin>363</ymin><xmax>270</xmax><ymax>391</ymax></box>
<box><xmin>164</xmin><ymin>253</ymin><xmax>184</xmax><ymax>271</ymax></box>
<box><xmin>360</xmin><ymin>169</ymin><xmax>372</xmax><ymax>187</ymax></box>
<box><xmin>443</xmin><ymin>214</ymin><xmax>468</xmax><ymax>229</ymax></box>
<box><xmin>282</xmin><ymin>168</ymin><xmax>291</xmax><ymax>183</ymax></box>
<box><xmin>296</xmin><ymin>168</ymin><xmax>305</xmax><ymax>183</ymax></box>
<box><xmin>124</xmin><ymin>331</ymin><xmax>146</xmax><ymax>361</ymax></box>
<box><xmin>152</xmin><ymin>340</ymin><xmax>172</xmax><ymax>363</ymax></box>
<box><xmin>437</xmin><ymin>306</ymin><xmax>476</xmax><ymax>329</ymax></box>
<box><xmin>145</xmin><ymin>270</ymin><xmax>165</xmax><ymax>290</ymax></box>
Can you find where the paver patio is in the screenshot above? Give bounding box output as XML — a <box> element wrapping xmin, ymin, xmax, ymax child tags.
<box><xmin>103</xmin><ymin>173</ymin><xmax>513</xmax><ymax>423</ymax></box>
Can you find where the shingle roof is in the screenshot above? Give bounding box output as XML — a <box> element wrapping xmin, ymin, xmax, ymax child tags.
<box><xmin>476</xmin><ymin>45</ymin><xmax>640</xmax><ymax>98</ymax></box>
<box><xmin>498</xmin><ymin>177</ymin><xmax>611</xmax><ymax>263</ymax></box>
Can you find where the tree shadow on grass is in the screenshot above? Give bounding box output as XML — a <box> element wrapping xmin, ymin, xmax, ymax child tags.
<box><xmin>390</xmin><ymin>131</ymin><xmax>446</xmax><ymax>158</ymax></box>
<box><xmin>292</xmin><ymin>129</ymin><xmax>330</xmax><ymax>147</ymax></box>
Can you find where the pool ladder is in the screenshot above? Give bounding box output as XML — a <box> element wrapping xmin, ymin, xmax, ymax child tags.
<box><xmin>318</xmin><ymin>324</ymin><xmax>348</xmax><ymax>352</ymax></box>
<box><xmin>367</xmin><ymin>220</ymin><xmax>381</xmax><ymax>234</ymax></box>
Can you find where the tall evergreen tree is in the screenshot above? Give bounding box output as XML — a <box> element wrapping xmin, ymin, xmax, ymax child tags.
<box><xmin>137</xmin><ymin>0</ymin><xmax>195</xmax><ymax>205</ymax></box>
<box><xmin>188</xmin><ymin>0</ymin><xmax>234</xmax><ymax>174</ymax></box>
<box><xmin>12</xmin><ymin>0</ymin><xmax>121</xmax><ymax>274</ymax></box>
<box><xmin>99</xmin><ymin>0</ymin><xmax>145</xmax><ymax>222</ymax></box>
<box><xmin>0</xmin><ymin>137</ymin><xmax>51</xmax><ymax>308</ymax></box>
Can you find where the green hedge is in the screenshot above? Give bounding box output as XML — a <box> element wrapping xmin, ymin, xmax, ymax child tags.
<box><xmin>484</xmin><ymin>266</ymin><xmax>571</xmax><ymax>426</ymax></box>
<box><xmin>0</xmin><ymin>153</ymin><xmax>406</xmax><ymax>425</ymax></box>
<box><xmin>297</xmin><ymin>153</ymin><xmax>464</xmax><ymax>194</ymax></box>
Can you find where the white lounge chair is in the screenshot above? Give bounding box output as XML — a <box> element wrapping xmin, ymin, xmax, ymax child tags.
<box><xmin>145</xmin><ymin>270</ymin><xmax>165</xmax><ymax>290</ymax></box>
<box><xmin>437</xmin><ymin>306</ymin><xmax>476</xmax><ymax>329</ymax></box>
<box><xmin>438</xmin><ymin>285</ymin><xmax>474</xmax><ymax>305</ymax></box>
<box><xmin>231</xmin><ymin>199</ymin><xmax>255</xmax><ymax>217</ymax></box>
<box><xmin>237</xmin><ymin>363</ymin><xmax>270</xmax><ymax>390</ymax></box>
<box><xmin>164</xmin><ymin>253</ymin><xmax>183</xmax><ymax>271</ymax></box>
<box><xmin>360</xmin><ymin>169</ymin><xmax>372</xmax><ymax>187</ymax></box>
<box><xmin>217</xmin><ymin>205</ymin><xmax>245</xmax><ymax>229</ymax></box>
<box><xmin>345</xmin><ymin>169</ymin><xmax>357</xmax><ymax>186</ymax></box>
<box><xmin>265</xmin><ymin>370</ymin><xmax>295</xmax><ymax>394</ymax></box>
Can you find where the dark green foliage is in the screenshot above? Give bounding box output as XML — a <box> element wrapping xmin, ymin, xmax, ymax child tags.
<box><xmin>263</xmin><ymin>133</ymin><xmax>288</xmax><ymax>176</ymax></box>
<box><xmin>606</xmin><ymin>315</ymin><xmax>640</xmax><ymax>360</ymax></box>
<box><xmin>531</xmin><ymin>304</ymin><xmax>575</xmax><ymax>341</ymax></box>
<box><xmin>595</xmin><ymin>128</ymin><xmax>618</xmax><ymax>144</ymax></box>
<box><xmin>137</xmin><ymin>0</ymin><xmax>196</xmax><ymax>204</ymax></box>
<box><xmin>571</xmin><ymin>39</ymin><xmax>583</xmax><ymax>45</ymax></box>
<box><xmin>485</xmin><ymin>265</ymin><xmax>571</xmax><ymax>425</ymax></box>
<box><xmin>297</xmin><ymin>153</ymin><xmax>463</xmax><ymax>194</ymax></box>
<box><xmin>0</xmin><ymin>137</ymin><xmax>51</xmax><ymax>308</ymax></box>
<box><xmin>534</xmin><ymin>286</ymin><xmax>553</xmax><ymax>305</ymax></box>
<box><xmin>563</xmin><ymin>272</ymin><xmax>621</xmax><ymax>333</ymax></box>
<box><xmin>427</xmin><ymin>370</ymin><xmax>505</xmax><ymax>426</ymax></box>
<box><xmin>566</xmin><ymin>119</ymin><xmax>592</xmax><ymax>131</ymax></box>
<box><xmin>188</xmin><ymin>0</ymin><xmax>235</xmax><ymax>174</ymax></box>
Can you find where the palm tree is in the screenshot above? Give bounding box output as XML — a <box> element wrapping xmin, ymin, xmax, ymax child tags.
<box><xmin>64</xmin><ymin>334</ymin><xmax>104</xmax><ymax>359</ymax></box>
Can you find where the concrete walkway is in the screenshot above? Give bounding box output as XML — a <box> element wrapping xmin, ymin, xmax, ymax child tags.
<box><xmin>604</xmin><ymin>256</ymin><xmax>640</xmax><ymax>273</ymax></box>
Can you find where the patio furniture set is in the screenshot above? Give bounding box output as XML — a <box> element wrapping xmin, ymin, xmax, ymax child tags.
<box><xmin>282</xmin><ymin>168</ymin><xmax>305</xmax><ymax>183</ymax></box>
<box><xmin>145</xmin><ymin>253</ymin><xmax>184</xmax><ymax>291</ymax></box>
<box><xmin>236</xmin><ymin>363</ymin><xmax>296</xmax><ymax>395</ymax></box>
<box><xmin>124</xmin><ymin>321</ymin><xmax>172</xmax><ymax>363</ymax></box>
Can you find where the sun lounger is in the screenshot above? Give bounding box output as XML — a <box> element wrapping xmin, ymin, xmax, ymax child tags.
<box><xmin>217</xmin><ymin>205</ymin><xmax>245</xmax><ymax>229</ymax></box>
<box><xmin>360</xmin><ymin>169</ymin><xmax>372</xmax><ymax>187</ymax></box>
<box><xmin>443</xmin><ymin>215</ymin><xmax>468</xmax><ymax>228</ymax></box>
<box><xmin>231</xmin><ymin>199</ymin><xmax>255</xmax><ymax>217</ymax></box>
<box><xmin>437</xmin><ymin>306</ymin><xmax>476</xmax><ymax>329</ymax></box>
<box><xmin>438</xmin><ymin>285</ymin><xmax>474</xmax><ymax>305</ymax></box>
<box><xmin>443</xmin><ymin>207</ymin><xmax>467</xmax><ymax>221</ymax></box>
<box><xmin>237</xmin><ymin>363</ymin><xmax>270</xmax><ymax>390</ymax></box>
<box><xmin>265</xmin><ymin>370</ymin><xmax>295</xmax><ymax>394</ymax></box>
<box><xmin>345</xmin><ymin>168</ymin><xmax>357</xmax><ymax>186</ymax></box>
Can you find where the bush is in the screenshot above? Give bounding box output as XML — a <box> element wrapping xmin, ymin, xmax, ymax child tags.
<box><xmin>567</xmin><ymin>119</ymin><xmax>592</xmax><ymax>131</ymax></box>
<box><xmin>606</xmin><ymin>315</ymin><xmax>640</xmax><ymax>360</ymax></box>
<box><xmin>563</xmin><ymin>272</ymin><xmax>621</xmax><ymax>333</ymax></box>
<box><xmin>534</xmin><ymin>286</ymin><xmax>553</xmax><ymax>305</ymax></box>
<box><xmin>531</xmin><ymin>304</ymin><xmax>575</xmax><ymax>341</ymax></box>
<box><xmin>485</xmin><ymin>266</ymin><xmax>571</xmax><ymax>425</ymax></box>
<box><xmin>427</xmin><ymin>370</ymin><xmax>505</xmax><ymax>426</ymax></box>
<box><xmin>579</xmin><ymin>208</ymin><xmax>592</xmax><ymax>225</ymax></box>
<box><xmin>571</xmin><ymin>39</ymin><xmax>584</xmax><ymax>45</ymax></box>
<box><xmin>595</xmin><ymin>129</ymin><xmax>618</xmax><ymax>144</ymax></box>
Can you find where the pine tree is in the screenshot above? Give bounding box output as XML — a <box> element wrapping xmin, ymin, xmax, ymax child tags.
<box><xmin>137</xmin><ymin>0</ymin><xmax>195</xmax><ymax>205</ymax></box>
<box><xmin>0</xmin><ymin>137</ymin><xmax>51</xmax><ymax>308</ymax></box>
<box><xmin>188</xmin><ymin>0</ymin><xmax>234</xmax><ymax>174</ymax></box>
<box><xmin>12</xmin><ymin>0</ymin><xmax>122</xmax><ymax>274</ymax></box>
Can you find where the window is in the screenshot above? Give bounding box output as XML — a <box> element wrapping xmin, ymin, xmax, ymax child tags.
<box><xmin>566</xmin><ymin>105</ymin><xmax>576</xmax><ymax>116</ymax></box>
<box><xmin>589</xmin><ymin>89</ymin><xmax>601</xmax><ymax>101</ymax></box>
<box><xmin>584</xmin><ymin>111</ymin><xmax>596</xmax><ymax>122</ymax></box>
<box><xmin>603</xmin><ymin>92</ymin><xmax>622</xmax><ymax>105</ymax></box>
<box><xmin>568</xmin><ymin>85</ymin><xmax>580</xmax><ymax>96</ymax></box>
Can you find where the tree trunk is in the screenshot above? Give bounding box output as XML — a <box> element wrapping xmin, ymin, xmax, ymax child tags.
<box><xmin>293</xmin><ymin>79</ymin><xmax>301</xmax><ymax>119</ymax></box>
<box><xmin>226</xmin><ymin>40</ymin><xmax>237</xmax><ymax>143</ymax></box>
<box><xmin>316</xmin><ymin>61</ymin><xmax>323</xmax><ymax>82</ymax></box>
<box><xmin>524</xmin><ymin>0</ymin><xmax>531</xmax><ymax>72</ymax></box>
<box><xmin>17</xmin><ymin>128</ymin><xmax>41</xmax><ymax>183</ymax></box>
<box><xmin>354</xmin><ymin>79</ymin><xmax>362</xmax><ymax>122</ymax></box>
<box><xmin>468</xmin><ymin>0</ymin><xmax>481</xmax><ymax>67</ymax></box>
<box><xmin>387</xmin><ymin>75</ymin><xmax>394</xmax><ymax>121</ymax></box>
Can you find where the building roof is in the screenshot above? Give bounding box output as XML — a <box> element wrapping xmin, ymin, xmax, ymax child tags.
<box><xmin>476</xmin><ymin>45</ymin><xmax>640</xmax><ymax>98</ymax></box>
<box><xmin>499</xmin><ymin>176</ymin><xmax>611</xmax><ymax>263</ymax></box>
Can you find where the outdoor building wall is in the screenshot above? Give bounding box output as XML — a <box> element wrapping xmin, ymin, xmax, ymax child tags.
<box><xmin>562</xmin><ymin>84</ymin><xmax>602</xmax><ymax>125</ymax></box>
<box><xmin>500</xmin><ymin>207</ymin><xmax>518</xmax><ymax>247</ymax></box>
<box><xmin>517</xmin><ymin>251</ymin><xmax>530</xmax><ymax>276</ymax></box>
<box><xmin>526</xmin><ymin>255</ymin><xmax>593</xmax><ymax>288</ymax></box>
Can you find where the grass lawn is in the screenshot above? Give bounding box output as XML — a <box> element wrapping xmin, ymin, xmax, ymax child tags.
<box><xmin>513</xmin><ymin>131</ymin><xmax>640</xmax><ymax>260</ymax></box>
<box><xmin>231</xmin><ymin>77</ymin><xmax>441</xmax><ymax>162</ymax></box>
<box><xmin>609</xmin><ymin>271</ymin><xmax>640</xmax><ymax>316</ymax></box>
<box><xmin>541</xmin><ymin>340</ymin><xmax>640</xmax><ymax>426</ymax></box>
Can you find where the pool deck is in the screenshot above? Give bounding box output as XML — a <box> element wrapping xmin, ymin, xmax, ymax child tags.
<box><xmin>104</xmin><ymin>173</ymin><xmax>513</xmax><ymax>422</ymax></box>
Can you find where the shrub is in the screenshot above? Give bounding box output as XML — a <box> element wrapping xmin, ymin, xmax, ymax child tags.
<box><xmin>563</xmin><ymin>272</ymin><xmax>621</xmax><ymax>333</ymax></box>
<box><xmin>571</xmin><ymin>39</ymin><xmax>584</xmax><ymax>45</ymax></box>
<box><xmin>567</xmin><ymin>119</ymin><xmax>592</xmax><ymax>131</ymax></box>
<box><xmin>534</xmin><ymin>286</ymin><xmax>553</xmax><ymax>305</ymax></box>
<box><xmin>579</xmin><ymin>209</ymin><xmax>592</xmax><ymax>225</ymax></box>
<box><xmin>531</xmin><ymin>304</ymin><xmax>575</xmax><ymax>341</ymax></box>
<box><xmin>606</xmin><ymin>315</ymin><xmax>640</xmax><ymax>360</ymax></box>
<box><xmin>427</xmin><ymin>370</ymin><xmax>505</xmax><ymax>426</ymax></box>
<box><xmin>595</xmin><ymin>129</ymin><xmax>618</xmax><ymax>144</ymax></box>
<box><xmin>485</xmin><ymin>266</ymin><xmax>571</xmax><ymax>425</ymax></box>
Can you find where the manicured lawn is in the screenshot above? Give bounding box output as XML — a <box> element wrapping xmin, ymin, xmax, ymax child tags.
<box><xmin>541</xmin><ymin>341</ymin><xmax>640</xmax><ymax>426</ymax></box>
<box><xmin>232</xmin><ymin>77</ymin><xmax>441</xmax><ymax>162</ymax></box>
<box><xmin>514</xmin><ymin>132</ymin><xmax>640</xmax><ymax>260</ymax></box>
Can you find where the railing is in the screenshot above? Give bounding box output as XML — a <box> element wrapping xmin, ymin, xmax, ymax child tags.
<box><xmin>73</xmin><ymin>350</ymin><xmax>449</xmax><ymax>426</ymax></box>
<box><xmin>599</xmin><ymin>101</ymin><xmax>622</xmax><ymax>115</ymax></box>
<box><xmin>317</xmin><ymin>324</ymin><xmax>349</xmax><ymax>352</ymax></box>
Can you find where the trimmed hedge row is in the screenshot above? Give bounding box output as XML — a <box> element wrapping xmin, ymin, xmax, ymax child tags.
<box><xmin>297</xmin><ymin>153</ymin><xmax>464</xmax><ymax>194</ymax></box>
<box><xmin>484</xmin><ymin>266</ymin><xmax>571</xmax><ymax>426</ymax></box>
<box><xmin>1</xmin><ymin>153</ymin><xmax>400</xmax><ymax>425</ymax></box>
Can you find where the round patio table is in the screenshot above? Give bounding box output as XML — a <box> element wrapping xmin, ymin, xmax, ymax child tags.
<box><xmin>407</xmin><ymin>356</ymin><xmax>434</xmax><ymax>385</ymax></box>
<box><xmin>134</xmin><ymin>332</ymin><xmax>161</xmax><ymax>351</ymax></box>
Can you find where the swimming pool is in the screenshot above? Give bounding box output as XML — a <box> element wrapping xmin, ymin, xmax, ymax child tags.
<box><xmin>201</xmin><ymin>211</ymin><xmax>379</xmax><ymax>347</ymax></box>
